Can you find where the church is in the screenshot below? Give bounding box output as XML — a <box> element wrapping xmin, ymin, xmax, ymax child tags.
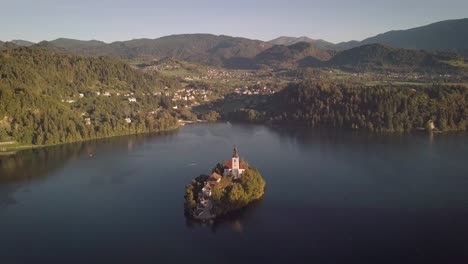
<box><xmin>224</xmin><ymin>147</ymin><xmax>246</xmax><ymax>179</ymax></box>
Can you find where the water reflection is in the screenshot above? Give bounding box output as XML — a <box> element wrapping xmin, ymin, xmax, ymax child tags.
<box><xmin>185</xmin><ymin>199</ymin><xmax>263</xmax><ymax>233</ymax></box>
<box><xmin>269</xmin><ymin>125</ymin><xmax>468</xmax><ymax>148</ymax></box>
<box><xmin>0</xmin><ymin>123</ymin><xmax>467</xmax><ymax>263</ymax></box>
<box><xmin>0</xmin><ymin>144</ymin><xmax>85</xmax><ymax>208</ymax></box>
<box><xmin>0</xmin><ymin>130</ymin><xmax>178</xmax><ymax>208</ymax></box>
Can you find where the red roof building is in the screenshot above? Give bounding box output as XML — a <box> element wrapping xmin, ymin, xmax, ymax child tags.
<box><xmin>224</xmin><ymin>147</ymin><xmax>247</xmax><ymax>179</ymax></box>
<box><xmin>224</xmin><ymin>160</ymin><xmax>247</xmax><ymax>170</ymax></box>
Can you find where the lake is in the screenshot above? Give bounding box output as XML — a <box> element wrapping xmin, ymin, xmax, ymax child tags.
<box><xmin>1</xmin><ymin>123</ymin><xmax>468</xmax><ymax>263</ymax></box>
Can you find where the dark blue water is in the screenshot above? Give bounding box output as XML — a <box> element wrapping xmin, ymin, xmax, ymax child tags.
<box><xmin>1</xmin><ymin>123</ymin><xmax>468</xmax><ymax>263</ymax></box>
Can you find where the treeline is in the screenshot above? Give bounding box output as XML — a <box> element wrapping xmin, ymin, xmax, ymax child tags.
<box><xmin>0</xmin><ymin>47</ymin><xmax>179</xmax><ymax>145</ymax></box>
<box><xmin>184</xmin><ymin>166</ymin><xmax>266</xmax><ymax>217</ymax></box>
<box><xmin>211</xmin><ymin>168</ymin><xmax>265</xmax><ymax>216</ymax></box>
<box><xmin>265</xmin><ymin>81</ymin><xmax>468</xmax><ymax>132</ymax></box>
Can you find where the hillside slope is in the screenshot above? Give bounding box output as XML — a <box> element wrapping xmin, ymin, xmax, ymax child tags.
<box><xmin>50</xmin><ymin>38</ymin><xmax>107</xmax><ymax>50</ymax></box>
<box><xmin>317</xmin><ymin>44</ymin><xmax>462</xmax><ymax>72</ymax></box>
<box><xmin>360</xmin><ymin>18</ymin><xmax>468</xmax><ymax>52</ymax></box>
<box><xmin>269</xmin><ymin>36</ymin><xmax>334</xmax><ymax>50</ymax></box>
<box><xmin>10</xmin><ymin>40</ymin><xmax>35</xmax><ymax>47</ymax></box>
<box><xmin>41</xmin><ymin>34</ymin><xmax>273</xmax><ymax>68</ymax></box>
<box><xmin>0</xmin><ymin>47</ymin><xmax>178</xmax><ymax>145</ymax></box>
<box><xmin>255</xmin><ymin>42</ymin><xmax>332</xmax><ymax>68</ymax></box>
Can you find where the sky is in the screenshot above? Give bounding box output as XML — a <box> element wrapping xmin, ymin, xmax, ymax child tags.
<box><xmin>1</xmin><ymin>0</ymin><xmax>467</xmax><ymax>43</ymax></box>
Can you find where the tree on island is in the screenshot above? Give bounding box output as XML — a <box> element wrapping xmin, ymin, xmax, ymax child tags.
<box><xmin>184</xmin><ymin>164</ymin><xmax>266</xmax><ymax>219</ymax></box>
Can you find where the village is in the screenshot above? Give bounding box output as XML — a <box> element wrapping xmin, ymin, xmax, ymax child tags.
<box><xmin>57</xmin><ymin>67</ymin><xmax>279</xmax><ymax>126</ymax></box>
<box><xmin>304</xmin><ymin>68</ymin><xmax>468</xmax><ymax>86</ymax></box>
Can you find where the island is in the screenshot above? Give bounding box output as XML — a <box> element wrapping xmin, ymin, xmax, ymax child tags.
<box><xmin>184</xmin><ymin>147</ymin><xmax>266</xmax><ymax>220</ymax></box>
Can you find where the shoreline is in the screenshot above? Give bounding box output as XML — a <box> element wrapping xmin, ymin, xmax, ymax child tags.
<box><xmin>0</xmin><ymin>123</ymin><xmax>182</xmax><ymax>155</ymax></box>
<box><xmin>178</xmin><ymin>119</ymin><xmax>208</xmax><ymax>126</ymax></box>
<box><xmin>2</xmin><ymin>121</ymin><xmax>466</xmax><ymax>156</ymax></box>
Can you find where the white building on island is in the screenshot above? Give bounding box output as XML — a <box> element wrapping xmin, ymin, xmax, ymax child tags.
<box><xmin>224</xmin><ymin>147</ymin><xmax>246</xmax><ymax>179</ymax></box>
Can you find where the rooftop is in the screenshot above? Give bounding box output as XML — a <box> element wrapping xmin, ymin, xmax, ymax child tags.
<box><xmin>224</xmin><ymin>160</ymin><xmax>247</xmax><ymax>170</ymax></box>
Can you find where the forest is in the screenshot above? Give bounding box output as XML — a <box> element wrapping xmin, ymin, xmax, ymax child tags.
<box><xmin>1</xmin><ymin>46</ymin><xmax>467</xmax><ymax>149</ymax></box>
<box><xmin>263</xmin><ymin>81</ymin><xmax>468</xmax><ymax>132</ymax></box>
<box><xmin>0</xmin><ymin>47</ymin><xmax>180</xmax><ymax>145</ymax></box>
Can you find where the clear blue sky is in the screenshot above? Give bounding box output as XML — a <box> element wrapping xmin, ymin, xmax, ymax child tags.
<box><xmin>1</xmin><ymin>0</ymin><xmax>467</xmax><ymax>43</ymax></box>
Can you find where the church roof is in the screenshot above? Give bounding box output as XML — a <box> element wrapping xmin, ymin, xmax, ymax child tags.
<box><xmin>225</xmin><ymin>160</ymin><xmax>246</xmax><ymax>170</ymax></box>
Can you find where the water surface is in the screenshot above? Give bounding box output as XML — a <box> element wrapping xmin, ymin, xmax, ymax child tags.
<box><xmin>1</xmin><ymin>123</ymin><xmax>468</xmax><ymax>263</ymax></box>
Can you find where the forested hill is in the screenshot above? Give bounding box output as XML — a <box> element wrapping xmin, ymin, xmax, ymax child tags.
<box><xmin>269</xmin><ymin>19</ymin><xmax>468</xmax><ymax>54</ymax></box>
<box><xmin>265</xmin><ymin>81</ymin><xmax>468</xmax><ymax>132</ymax></box>
<box><xmin>254</xmin><ymin>42</ymin><xmax>333</xmax><ymax>69</ymax></box>
<box><xmin>268</xmin><ymin>36</ymin><xmax>335</xmax><ymax>50</ymax></box>
<box><xmin>0</xmin><ymin>47</ymin><xmax>179</xmax><ymax>146</ymax></box>
<box><xmin>50</xmin><ymin>38</ymin><xmax>107</xmax><ymax>50</ymax></box>
<box><xmin>10</xmin><ymin>40</ymin><xmax>35</xmax><ymax>47</ymax></box>
<box><xmin>0</xmin><ymin>41</ymin><xmax>19</xmax><ymax>50</ymax></box>
<box><xmin>312</xmin><ymin>44</ymin><xmax>463</xmax><ymax>72</ymax></box>
<box><xmin>359</xmin><ymin>18</ymin><xmax>468</xmax><ymax>53</ymax></box>
<box><xmin>42</xmin><ymin>34</ymin><xmax>273</xmax><ymax>68</ymax></box>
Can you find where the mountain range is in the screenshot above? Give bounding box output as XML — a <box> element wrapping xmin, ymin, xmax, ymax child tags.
<box><xmin>10</xmin><ymin>39</ymin><xmax>35</xmax><ymax>47</ymax></box>
<box><xmin>268</xmin><ymin>36</ymin><xmax>335</xmax><ymax>50</ymax></box>
<box><xmin>268</xmin><ymin>19</ymin><xmax>468</xmax><ymax>54</ymax></box>
<box><xmin>1</xmin><ymin>18</ymin><xmax>467</xmax><ymax>71</ymax></box>
<box><xmin>312</xmin><ymin>44</ymin><xmax>461</xmax><ymax>72</ymax></box>
<box><xmin>46</xmin><ymin>34</ymin><xmax>273</xmax><ymax>68</ymax></box>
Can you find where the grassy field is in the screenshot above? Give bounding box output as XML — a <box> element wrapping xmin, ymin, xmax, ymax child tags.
<box><xmin>443</xmin><ymin>59</ymin><xmax>468</xmax><ymax>68</ymax></box>
<box><xmin>0</xmin><ymin>140</ymin><xmax>32</xmax><ymax>153</ymax></box>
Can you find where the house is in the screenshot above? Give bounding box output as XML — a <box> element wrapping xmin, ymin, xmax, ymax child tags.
<box><xmin>79</xmin><ymin>93</ymin><xmax>84</xmax><ymax>98</ymax></box>
<box><xmin>125</xmin><ymin>118</ymin><xmax>132</xmax><ymax>124</ymax></box>
<box><xmin>84</xmin><ymin>118</ymin><xmax>91</xmax><ymax>125</ymax></box>
<box><xmin>128</xmin><ymin>98</ymin><xmax>137</xmax><ymax>103</ymax></box>
<box><xmin>207</xmin><ymin>172</ymin><xmax>222</xmax><ymax>184</ymax></box>
<box><xmin>201</xmin><ymin>183</ymin><xmax>213</xmax><ymax>197</ymax></box>
<box><xmin>103</xmin><ymin>92</ymin><xmax>111</xmax><ymax>96</ymax></box>
<box><xmin>224</xmin><ymin>147</ymin><xmax>246</xmax><ymax>179</ymax></box>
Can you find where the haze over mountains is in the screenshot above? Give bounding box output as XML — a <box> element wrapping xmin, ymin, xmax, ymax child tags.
<box><xmin>268</xmin><ymin>36</ymin><xmax>335</xmax><ymax>50</ymax></box>
<box><xmin>315</xmin><ymin>44</ymin><xmax>461</xmax><ymax>72</ymax></box>
<box><xmin>268</xmin><ymin>19</ymin><xmax>468</xmax><ymax>53</ymax></box>
<box><xmin>1</xmin><ymin>18</ymin><xmax>467</xmax><ymax>71</ymax></box>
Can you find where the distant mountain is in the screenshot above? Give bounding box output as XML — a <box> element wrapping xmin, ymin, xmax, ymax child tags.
<box><xmin>40</xmin><ymin>34</ymin><xmax>273</xmax><ymax>68</ymax></box>
<box><xmin>10</xmin><ymin>40</ymin><xmax>35</xmax><ymax>46</ymax></box>
<box><xmin>2</xmin><ymin>18</ymin><xmax>466</xmax><ymax>68</ymax></box>
<box><xmin>255</xmin><ymin>42</ymin><xmax>332</xmax><ymax>69</ymax></box>
<box><xmin>330</xmin><ymin>40</ymin><xmax>361</xmax><ymax>51</ymax></box>
<box><xmin>318</xmin><ymin>44</ymin><xmax>460</xmax><ymax>72</ymax></box>
<box><xmin>50</xmin><ymin>38</ymin><xmax>107</xmax><ymax>50</ymax></box>
<box><xmin>268</xmin><ymin>36</ymin><xmax>334</xmax><ymax>50</ymax></box>
<box><xmin>0</xmin><ymin>41</ymin><xmax>19</xmax><ymax>50</ymax></box>
<box><xmin>326</xmin><ymin>18</ymin><xmax>468</xmax><ymax>53</ymax></box>
<box><xmin>292</xmin><ymin>18</ymin><xmax>468</xmax><ymax>53</ymax></box>
<box><xmin>359</xmin><ymin>18</ymin><xmax>468</xmax><ymax>53</ymax></box>
<box><xmin>31</xmin><ymin>40</ymin><xmax>68</xmax><ymax>52</ymax></box>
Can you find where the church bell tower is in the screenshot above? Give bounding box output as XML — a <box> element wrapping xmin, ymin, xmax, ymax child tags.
<box><xmin>232</xmin><ymin>146</ymin><xmax>240</xmax><ymax>178</ymax></box>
